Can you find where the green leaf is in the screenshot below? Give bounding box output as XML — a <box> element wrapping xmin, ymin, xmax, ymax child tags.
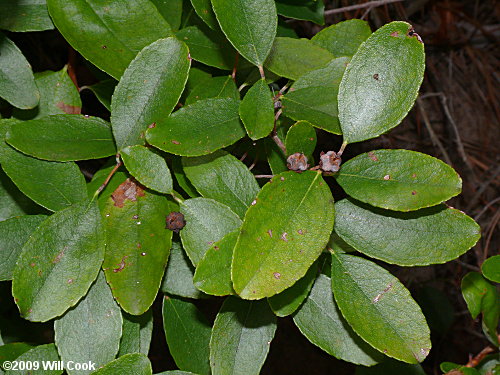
<box><xmin>482</xmin><ymin>255</ymin><xmax>500</xmax><ymax>283</ymax></box>
<box><xmin>0</xmin><ymin>215</ymin><xmax>47</xmax><ymax>281</ymax></box>
<box><xmin>239</xmin><ymin>79</ymin><xmax>275</xmax><ymax>140</ymax></box>
<box><xmin>176</xmin><ymin>26</ymin><xmax>237</xmax><ymax>71</ymax></box>
<box><xmin>54</xmin><ymin>271</ymin><xmax>122</xmax><ymax>375</ymax></box>
<box><xmin>311</xmin><ymin>19</ymin><xmax>372</xmax><ymax>57</ymax></box>
<box><xmin>330</xmin><ymin>252</ymin><xmax>431</xmax><ymax>363</ymax></box>
<box><xmin>111</xmin><ymin>37</ymin><xmax>190</xmax><ymax>150</ymax></box>
<box><xmin>6</xmin><ymin>115</ymin><xmax>115</xmax><ymax>161</ymax></box>
<box><xmin>103</xmin><ymin>179</ymin><xmax>174</xmax><ymax>315</ymax></box>
<box><xmin>276</xmin><ymin>0</ymin><xmax>324</xmax><ymax>25</ymax></box>
<box><xmin>12</xmin><ymin>200</ymin><xmax>105</xmax><ymax>322</ymax></box>
<box><xmin>232</xmin><ymin>171</ymin><xmax>334</xmax><ymax>299</ymax></box>
<box><xmin>461</xmin><ymin>272</ymin><xmax>499</xmax><ymax>346</ymax></box>
<box><xmin>162</xmin><ymin>241</ymin><xmax>205</xmax><ymax>299</ymax></box>
<box><xmin>193</xmin><ymin>231</ymin><xmax>238</xmax><ymax>296</ymax></box>
<box><xmin>334</xmin><ymin>199</ymin><xmax>481</xmax><ymax>266</ymax></box>
<box><xmin>46</xmin><ymin>0</ymin><xmax>172</xmax><ymax>79</ymax></box>
<box><xmin>118</xmin><ymin>310</ymin><xmax>153</xmax><ymax>357</ymax></box>
<box><xmin>172</xmin><ymin>157</ymin><xmax>200</xmax><ymax>198</ymax></box>
<box><xmin>268</xmin><ymin>259</ymin><xmax>316</xmax><ymax>317</ymax></box>
<box><xmin>0</xmin><ymin>119</ymin><xmax>87</xmax><ymax>212</ymax></box>
<box><xmin>264</xmin><ymin>139</ymin><xmax>287</xmax><ymax>174</ymax></box>
<box><xmin>210</xmin><ymin>297</ymin><xmax>277</xmax><ymax>375</ymax></box>
<box><xmin>81</xmin><ymin>79</ymin><xmax>116</xmax><ymax>111</ymax></box>
<box><xmin>284</xmin><ymin>121</ymin><xmax>317</xmax><ymax>160</ymax></box>
<box><xmin>12</xmin><ymin>67</ymin><xmax>82</xmax><ymax>120</ymax></box>
<box><xmin>90</xmin><ymin>353</ymin><xmax>152</xmax><ymax>375</ymax></box>
<box><xmin>211</xmin><ymin>0</ymin><xmax>277</xmax><ymax>67</ymax></box>
<box><xmin>86</xmin><ymin>162</ymin><xmax>128</xmax><ymax>211</ymax></box>
<box><xmin>146</xmin><ymin>98</ymin><xmax>246</xmax><ymax>157</ymax></box>
<box><xmin>180</xmin><ymin>197</ymin><xmax>241</xmax><ymax>266</ymax></box>
<box><xmin>335</xmin><ymin>149</ymin><xmax>463</xmax><ymax>211</ymax></box>
<box><xmin>182</xmin><ymin>150</ymin><xmax>260</xmax><ymax>218</ymax></box>
<box><xmin>190</xmin><ymin>0</ymin><xmax>218</xmax><ymax>30</ymax></box>
<box><xmin>338</xmin><ymin>21</ymin><xmax>425</xmax><ymax>143</ymax></box>
<box><xmin>162</xmin><ymin>296</ymin><xmax>211</xmax><ymax>375</ymax></box>
<box><xmin>0</xmin><ymin>34</ymin><xmax>39</xmax><ymax>109</ymax></box>
<box><xmin>0</xmin><ymin>168</ymin><xmax>42</xmax><ymax>221</ymax></box>
<box><xmin>5</xmin><ymin>344</ymin><xmax>61</xmax><ymax>375</ymax></box>
<box><xmin>0</xmin><ymin>0</ymin><xmax>54</xmax><ymax>32</ymax></box>
<box><xmin>355</xmin><ymin>359</ymin><xmax>426</xmax><ymax>375</ymax></box>
<box><xmin>156</xmin><ymin>372</ymin><xmax>198</xmax><ymax>375</ymax></box>
<box><xmin>293</xmin><ymin>273</ymin><xmax>382</xmax><ymax>365</ymax></box>
<box><xmin>264</xmin><ymin>37</ymin><xmax>334</xmax><ymax>80</ymax></box>
<box><xmin>151</xmin><ymin>0</ymin><xmax>183</xmax><ymax>30</ymax></box>
<box><xmin>0</xmin><ymin>343</ymin><xmax>33</xmax><ymax>370</ymax></box>
<box><xmin>185</xmin><ymin>76</ymin><xmax>239</xmax><ymax>105</ymax></box>
<box><xmin>121</xmin><ymin>145</ymin><xmax>173</xmax><ymax>194</ymax></box>
<box><xmin>281</xmin><ymin>57</ymin><xmax>348</xmax><ymax>134</ymax></box>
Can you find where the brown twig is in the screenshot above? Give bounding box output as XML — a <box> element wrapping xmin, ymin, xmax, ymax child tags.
<box><xmin>232</xmin><ymin>52</ymin><xmax>239</xmax><ymax>82</ymax></box>
<box><xmin>271</xmin><ymin>109</ymin><xmax>287</xmax><ymax>155</ymax></box>
<box><xmin>254</xmin><ymin>175</ymin><xmax>274</xmax><ymax>179</ymax></box>
<box><xmin>95</xmin><ymin>157</ymin><xmax>122</xmax><ymax>196</ymax></box>
<box><xmin>324</xmin><ymin>0</ymin><xmax>404</xmax><ymax>16</ymax></box>
<box><xmin>465</xmin><ymin>346</ymin><xmax>496</xmax><ymax>368</ymax></box>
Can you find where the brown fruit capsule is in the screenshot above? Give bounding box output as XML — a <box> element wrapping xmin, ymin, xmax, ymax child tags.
<box><xmin>287</xmin><ymin>152</ymin><xmax>309</xmax><ymax>172</ymax></box>
<box><xmin>319</xmin><ymin>151</ymin><xmax>341</xmax><ymax>173</ymax></box>
<box><xmin>165</xmin><ymin>212</ymin><xmax>186</xmax><ymax>233</ymax></box>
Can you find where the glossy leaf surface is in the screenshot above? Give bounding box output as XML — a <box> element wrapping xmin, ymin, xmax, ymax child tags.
<box><xmin>146</xmin><ymin>98</ymin><xmax>246</xmax><ymax>156</ymax></box>
<box><xmin>111</xmin><ymin>37</ymin><xmax>190</xmax><ymax>150</ymax></box>
<box><xmin>338</xmin><ymin>22</ymin><xmax>425</xmax><ymax>143</ymax></box>
<box><xmin>185</xmin><ymin>76</ymin><xmax>239</xmax><ymax>105</ymax></box>
<box><xmin>335</xmin><ymin>149</ymin><xmax>462</xmax><ymax>211</ymax></box>
<box><xmin>276</xmin><ymin>0</ymin><xmax>324</xmax><ymax>25</ymax></box>
<box><xmin>293</xmin><ymin>274</ymin><xmax>382</xmax><ymax>365</ymax></box>
<box><xmin>210</xmin><ymin>297</ymin><xmax>277</xmax><ymax>375</ymax></box>
<box><xmin>334</xmin><ymin>199</ymin><xmax>481</xmax><ymax>266</ymax></box>
<box><xmin>47</xmin><ymin>0</ymin><xmax>172</xmax><ymax>79</ymax></box>
<box><xmin>481</xmin><ymin>255</ymin><xmax>500</xmax><ymax>283</ymax></box>
<box><xmin>331</xmin><ymin>253</ymin><xmax>431</xmax><ymax>363</ymax></box>
<box><xmin>312</xmin><ymin>19</ymin><xmax>371</xmax><ymax>57</ymax></box>
<box><xmin>190</xmin><ymin>0</ymin><xmax>218</xmax><ymax>30</ymax></box>
<box><xmin>91</xmin><ymin>353</ymin><xmax>152</xmax><ymax>375</ymax></box>
<box><xmin>239</xmin><ymin>79</ymin><xmax>275</xmax><ymax>140</ymax></box>
<box><xmin>118</xmin><ymin>310</ymin><xmax>153</xmax><ymax>356</ymax></box>
<box><xmin>232</xmin><ymin>171</ymin><xmax>334</xmax><ymax>299</ymax></box>
<box><xmin>0</xmin><ymin>0</ymin><xmax>54</xmax><ymax>32</ymax></box>
<box><xmin>284</xmin><ymin>121</ymin><xmax>317</xmax><ymax>160</ymax></box>
<box><xmin>12</xmin><ymin>200</ymin><xmax>105</xmax><ymax>322</ymax></box>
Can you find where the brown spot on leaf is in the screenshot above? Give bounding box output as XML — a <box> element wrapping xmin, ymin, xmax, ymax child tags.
<box><xmin>52</xmin><ymin>250</ymin><xmax>65</xmax><ymax>264</ymax></box>
<box><xmin>412</xmin><ymin>191</ymin><xmax>417</xmax><ymax>195</ymax></box>
<box><xmin>368</xmin><ymin>152</ymin><xmax>379</xmax><ymax>161</ymax></box>
<box><xmin>372</xmin><ymin>282</ymin><xmax>394</xmax><ymax>303</ymax></box>
<box><xmin>101</xmin><ymin>45</ymin><xmax>107</xmax><ymax>49</ymax></box>
<box><xmin>171</xmin><ymin>140</ymin><xmax>180</xmax><ymax>145</ymax></box>
<box><xmin>390</xmin><ymin>31</ymin><xmax>399</xmax><ymax>37</ymax></box>
<box><xmin>273</xmin><ymin>272</ymin><xmax>281</xmax><ymax>280</ymax></box>
<box><xmin>373</xmin><ymin>73</ymin><xmax>379</xmax><ymax>80</ymax></box>
<box><xmin>148</xmin><ymin>122</ymin><xmax>156</xmax><ymax>129</ymax></box>
<box><xmin>165</xmin><ymin>212</ymin><xmax>186</xmax><ymax>233</ymax></box>
<box><xmin>137</xmin><ymin>243</ymin><xmax>141</xmax><ymax>248</ymax></box>
<box><xmin>281</xmin><ymin>232</ymin><xmax>288</xmax><ymax>242</ymax></box>
<box><xmin>267</xmin><ymin>229</ymin><xmax>273</xmax><ymax>238</ymax></box>
<box><xmin>297</xmin><ymin>229</ymin><xmax>303</xmax><ymax>235</ymax></box>
<box><xmin>214</xmin><ymin>246</ymin><xmax>219</xmax><ymax>251</ymax></box>
<box><xmin>113</xmin><ymin>256</ymin><xmax>129</xmax><ymax>273</ymax></box>
<box><xmin>67</xmin><ymin>278</ymin><xmax>74</xmax><ymax>284</ymax></box>
<box><xmin>383</xmin><ymin>175</ymin><xmax>390</xmax><ymax>180</ymax></box>
<box><xmin>111</xmin><ymin>179</ymin><xmax>145</xmax><ymax>208</ymax></box>
<box><xmin>412</xmin><ymin>173</ymin><xmax>417</xmax><ymax>178</ymax></box>
<box><xmin>407</xmin><ymin>27</ymin><xmax>423</xmax><ymax>43</ymax></box>
<box><xmin>56</xmin><ymin>102</ymin><xmax>81</xmax><ymax>114</ymax></box>
<box><xmin>30</xmin><ymin>262</ymin><xmax>36</xmax><ymax>267</ymax></box>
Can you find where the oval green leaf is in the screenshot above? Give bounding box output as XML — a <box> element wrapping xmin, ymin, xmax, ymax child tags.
<box><xmin>293</xmin><ymin>273</ymin><xmax>383</xmax><ymax>365</ymax></box>
<box><xmin>276</xmin><ymin>0</ymin><xmax>324</xmax><ymax>25</ymax></box>
<box><xmin>334</xmin><ymin>199</ymin><xmax>481</xmax><ymax>266</ymax></box>
<box><xmin>46</xmin><ymin>0</ymin><xmax>172</xmax><ymax>79</ymax></box>
<box><xmin>311</xmin><ymin>19</ymin><xmax>372</xmax><ymax>57</ymax></box>
<box><xmin>180</xmin><ymin>197</ymin><xmax>241</xmax><ymax>266</ymax></box>
<box><xmin>90</xmin><ymin>353</ymin><xmax>152</xmax><ymax>375</ymax></box>
<box><xmin>338</xmin><ymin>21</ymin><xmax>425</xmax><ymax>143</ymax></box>
<box><xmin>121</xmin><ymin>145</ymin><xmax>173</xmax><ymax>194</ymax></box>
<box><xmin>190</xmin><ymin>0</ymin><xmax>218</xmax><ymax>30</ymax></box>
<box><xmin>0</xmin><ymin>34</ymin><xmax>39</xmax><ymax>109</ymax></box>
<box><xmin>162</xmin><ymin>296</ymin><xmax>211</xmax><ymax>375</ymax></box>
<box><xmin>482</xmin><ymin>255</ymin><xmax>500</xmax><ymax>283</ymax></box>
<box><xmin>232</xmin><ymin>171</ymin><xmax>334</xmax><ymax>299</ymax></box>
<box><xmin>151</xmin><ymin>0</ymin><xmax>183</xmax><ymax>31</ymax></box>
<box><xmin>210</xmin><ymin>297</ymin><xmax>277</xmax><ymax>375</ymax></box>
<box><xmin>185</xmin><ymin>75</ymin><xmax>239</xmax><ymax>105</ymax></box>
<box><xmin>54</xmin><ymin>271</ymin><xmax>122</xmax><ymax>375</ymax></box>
<box><xmin>12</xmin><ymin>200</ymin><xmax>105</xmax><ymax>322</ymax></box>
<box><xmin>284</xmin><ymin>121</ymin><xmax>317</xmax><ymax>160</ymax></box>
<box><xmin>103</xmin><ymin>179</ymin><xmax>173</xmax><ymax>315</ymax></box>
<box><xmin>118</xmin><ymin>310</ymin><xmax>153</xmax><ymax>357</ymax></box>
<box><xmin>335</xmin><ymin>149</ymin><xmax>462</xmax><ymax>211</ymax></box>
<box><xmin>0</xmin><ymin>0</ymin><xmax>54</xmax><ymax>32</ymax></box>
<box><xmin>356</xmin><ymin>359</ymin><xmax>426</xmax><ymax>375</ymax></box>
<box><xmin>331</xmin><ymin>252</ymin><xmax>431</xmax><ymax>363</ymax></box>
<box><xmin>0</xmin><ymin>168</ymin><xmax>41</xmax><ymax>221</ymax></box>
<box><xmin>182</xmin><ymin>150</ymin><xmax>260</xmax><ymax>218</ymax></box>
<box><xmin>5</xmin><ymin>344</ymin><xmax>61</xmax><ymax>375</ymax></box>
<box><xmin>264</xmin><ymin>37</ymin><xmax>334</xmax><ymax>80</ymax></box>
<box><xmin>239</xmin><ymin>78</ymin><xmax>275</xmax><ymax>140</ymax></box>
<box><xmin>111</xmin><ymin>37</ymin><xmax>190</xmax><ymax>150</ymax></box>
<box><xmin>147</xmin><ymin>98</ymin><xmax>245</xmax><ymax>157</ymax></box>
<box><xmin>211</xmin><ymin>0</ymin><xmax>277</xmax><ymax>67</ymax></box>
<box><xmin>6</xmin><ymin>115</ymin><xmax>115</xmax><ymax>161</ymax></box>
<box><xmin>193</xmin><ymin>230</ymin><xmax>238</xmax><ymax>296</ymax></box>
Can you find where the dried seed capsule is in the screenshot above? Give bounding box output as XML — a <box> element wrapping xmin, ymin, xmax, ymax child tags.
<box><xmin>319</xmin><ymin>151</ymin><xmax>341</xmax><ymax>173</ymax></box>
<box><xmin>287</xmin><ymin>152</ymin><xmax>309</xmax><ymax>172</ymax></box>
<box><xmin>165</xmin><ymin>212</ymin><xmax>186</xmax><ymax>233</ymax></box>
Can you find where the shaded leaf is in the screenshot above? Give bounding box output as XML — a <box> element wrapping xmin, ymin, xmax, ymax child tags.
<box><xmin>5</xmin><ymin>344</ymin><xmax>61</xmax><ymax>375</ymax></box>
<box><xmin>0</xmin><ymin>343</ymin><xmax>33</xmax><ymax>370</ymax></box>
<box><xmin>293</xmin><ymin>273</ymin><xmax>382</xmax><ymax>365</ymax></box>
<box><xmin>482</xmin><ymin>255</ymin><xmax>500</xmax><ymax>283</ymax></box>
<box><xmin>239</xmin><ymin>79</ymin><xmax>275</xmax><ymax>140</ymax></box>
<box><xmin>12</xmin><ymin>200</ymin><xmax>105</xmax><ymax>322</ymax></box>
<box><xmin>0</xmin><ymin>168</ymin><xmax>41</xmax><ymax>221</ymax></box>
<box><xmin>86</xmin><ymin>161</ymin><xmax>128</xmax><ymax>211</ymax></box>
<box><xmin>146</xmin><ymin>98</ymin><xmax>245</xmax><ymax>157</ymax></box>
<box><xmin>162</xmin><ymin>296</ymin><xmax>211</xmax><ymax>375</ymax></box>
<box><xmin>264</xmin><ymin>138</ymin><xmax>287</xmax><ymax>174</ymax></box>
<box><xmin>284</xmin><ymin>121</ymin><xmax>317</xmax><ymax>160</ymax></box>
<box><xmin>311</xmin><ymin>19</ymin><xmax>371</xmax><ymax>57</ymax></box>
<box><xmin>338</xmin><ymin>21</ymin><xmax>425</xmax><ymax>143</ymax></box>
<box><xmin>185</xmin><ymin>76</ymin><xmax>239</xmax><ymax>105</ymax></box>
<box><xmin>81</xmin><ymin>79</ymin><xmax>116</xmax><ymax>111</ymax></box>
<box><xmin>232</xmin><ymin>171</ymin><xmax>334</xmax><ymax>299</ymax></box>
<box><xmin>182</xmin><ymin>150</ymin><xmax>260</xmax><ymax>218</ymax></box>
<box><xmin>355</xmin><ymin>359</ymin><xmax>426</xmax><ymax>375</ymax></box>
<box><xmin>172</xmin><ymin>157</ymin><xmax>200</xmax><ymax>199</ymax></box>
<box><xmin>121</xmin><ymin>145</ymin><xmax>173</xmax><ymax>194</ymax></box>
<box><xmin>276</xmin><ymin>0</ymin><xmax>324</xmax><ymax>25</ymax></box>
<box><xmin>210</xmin><ymin>297</ymin><xmax>277</xmax><ymax>375</ymax></box>
<box><xmin>6</xmin><ymin>115</ymin><xmax>115</xmax><ymax>161</ymax></box>
<box><xmin>0</xmin><ymin>0</ymin><xmax>54</xmax><ymax>32</ymax></box>
<box><xmin>90</xmin><ymin>353</ymin><xmax>152</xmax><ymax>375</ymax></box>
<box><xmin>111</xmin><ymin>37</ymin><xmax>190</xmax><ymax>150</ymax></box>
<box><xmin>151</xmin><ymin>0</ymin><xmax>183</xmax><ymax>30</ymax></box>
<box><xmin>331</xmin><ymin>252</ymin><xmax>431</xmax><ymax>363</ymax></box>
<box><xmin>54</xmin><ymin>271</ymin><xmax>122</xmax><ymax>375</ymax></box>
<box><xmin>336</xmin><ymin>149</ymin><xmax>462</xmax><ymax>211</ymax></box>
<box><xmin>47</xmin><ymin>0</ymin><xmax>172</xmax><ymax>79</ymax></box>
<box><xmin>334</xmin><ymin>199</ymin><xmax>481</xmax><ymax>266</ymax></box>
<box><xmin>118</xmin><ymin>310</ymin><xmax>153</xmax><ymax>356</ymax></box>
<box><xmin>190</xmin><ymin>0</ymin><xmax>218</xmax><ymax>30</ymax></box>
